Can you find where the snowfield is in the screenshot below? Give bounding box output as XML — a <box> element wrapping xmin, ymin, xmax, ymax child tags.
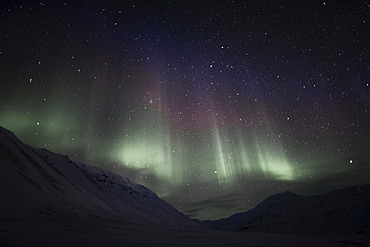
<box><xmin>1</xmin><ymin>218</ymin><xmax>370</xmax><ymax>247</ymax></box>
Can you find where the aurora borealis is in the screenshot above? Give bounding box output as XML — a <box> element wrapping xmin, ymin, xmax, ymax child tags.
<box><xmin>1</xmin><ymin>1</ymin><xmax>370</xmax><ymax>220</ymax></box>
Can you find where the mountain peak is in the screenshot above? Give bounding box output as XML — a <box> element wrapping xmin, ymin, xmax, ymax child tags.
<box><xmin>257</xmin><ymin>190</ymin><xmax>300</xmax><ymax>208</ymax></box>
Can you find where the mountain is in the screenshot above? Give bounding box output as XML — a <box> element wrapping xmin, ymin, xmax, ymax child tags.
<box><xmin>205</xmin><ymin>185</ymin><xmax>370</xmax><ymax>234</ymax></box>
<box><xmin>0</xmin><ymin>126</ymin><xmax>204</xmax><ymax>229</ymax></box>
<box><xmin>204</xmin><ymin>191</ymin><xmax>301</xmax><ymax>231</ymax></box>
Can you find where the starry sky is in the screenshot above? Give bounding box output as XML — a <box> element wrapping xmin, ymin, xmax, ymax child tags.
<box><xmin>1</xmin><ymin>0</ymin><xmax>370</xmax><ymax>220</ymax></box>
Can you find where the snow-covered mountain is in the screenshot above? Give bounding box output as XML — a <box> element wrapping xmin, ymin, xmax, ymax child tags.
<box><xmin>205</xmin><ymin>185</ymin><xmax>370</xmax><ymax>234</ymax></box>
<box><xmin>0</xmin><ymin>126</ymin><xmax>204</xmax><ymax>229</ymax></box>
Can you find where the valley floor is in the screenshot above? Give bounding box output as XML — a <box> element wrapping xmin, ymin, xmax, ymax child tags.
<box><xmin>1</xmin><ymin>219</ymin><xmax>370</xmax><ymax>247</ymax></box>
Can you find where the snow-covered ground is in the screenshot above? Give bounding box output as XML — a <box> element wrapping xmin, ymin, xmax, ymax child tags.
<box><xmin>1</xmin><ymin>219</ymin><xmax>370</xmax><ymax>247</ymax></box>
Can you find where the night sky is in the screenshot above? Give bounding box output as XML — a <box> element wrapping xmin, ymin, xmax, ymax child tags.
<box><xmin>1</xmin><ymin>0</ymin><xmax>370</xmax><ymax>220</ymax></box>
